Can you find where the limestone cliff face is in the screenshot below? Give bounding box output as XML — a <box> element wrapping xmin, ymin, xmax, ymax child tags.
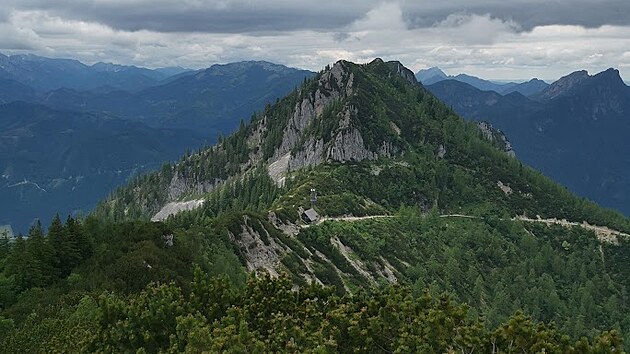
<box><xmin>166</xmin><ymin>169</ymin><xmax>221</xmax><ymax>201</ymax></box>
<box><xmin>477</xmin><ymin>121</ymin><xmax>515</xmax><ymax>157</ymax></box>
<box><xmin>272</xmin><ymin>61</ymin><xmax>353</xmax><ymax>161</ymax></box>
<box><xmin>265</xmin><ymin>60</ymin><xmax>401</xmax><ymax>184</ymax></box>
<box><xmin>285</xmin><ymin>106</ymin><xmax>397</xmax><ymax>173</ymax></box>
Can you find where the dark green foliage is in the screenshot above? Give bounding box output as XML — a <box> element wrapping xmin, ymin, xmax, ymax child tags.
<box><xmin>3</xmin><ymin>274</ymin><xmax>623</xmax><ymax>353</ymax></box>
<box><xmin>3</xmin><ymin>218</ymin><xmax>88</xmax><ymax>294</ymax></box>
<box><xmin>0</xmin><ymin>212</ymin><xmax>247</xmax><ymax>317</ymax></box>
<box><xmin>296</xmin><ymin>212</ymin><xmax>630</xmax><ymax>348</ymax></box>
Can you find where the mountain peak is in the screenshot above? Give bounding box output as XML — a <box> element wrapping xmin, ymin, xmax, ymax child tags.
<box><xmin>369</xmin><ymin>57</ymin><xmax>385</xmax><ymax>65</ymax></box>
<box><xmin>91</xmin><ymin>62</ymin><xmax>131</xmax><ymax>72</ymax></box>
<box><xmin>364</xmin><ymin>58</ymin><xmax>417</xmax><ymax>84</ymax></box>
<box><xmin>416</xmin><ymin>66</ymin><xmax>446</xmax><ymax>76</ymax></box>
<box><xmin>538</xmin><ymin>68</ymin><xmax>626</xmax><ymax>101</ymax></box>
<box><xmin>538</xmin><ymin>70</ymin><xmax>590</xmax><ymax>100</ymax></box>
<box><xmin>416</xmin><ymin>66</ymin><xmax>448</xmax><ymax>84</ymax></box>
<box><xmin>593</xmin><ymin>67</ymin><xmax>625</xmax><ymax>86</ymax></box>
<box><xmin>198</xmin><ymin>61</ymin><xmax>304</xmax><ymax>79</ymax></box>
<box><xmin>387</xmin><ymin>61</ymin><xmax>418</xmax><ymax>84</ymax></box>
<box><xmin>263</xmin><ymin>59</ymin><xmax>407</xmax><ymax>175</ymax></box>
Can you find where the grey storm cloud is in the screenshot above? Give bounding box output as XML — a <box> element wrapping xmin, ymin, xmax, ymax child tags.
<box><xmin>7</xmin><ymin>0</ymin><xmax>630</xmax><ymax>33</ymax></box>
<box><xmin>10</xmin><ymin>0</ymin><xmax>372</xmax><ymax>33</ymax></box>
<box><xmin>403</xmin><ymin>0</ymin><xmax>630</xmax><ymax>31</ymax></box>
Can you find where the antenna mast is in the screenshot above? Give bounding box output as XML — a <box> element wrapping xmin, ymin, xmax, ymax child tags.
<box><xmin>310</xmin><ymin>188</ymin><xmax>317</xmax><ymax>208</ymax></box>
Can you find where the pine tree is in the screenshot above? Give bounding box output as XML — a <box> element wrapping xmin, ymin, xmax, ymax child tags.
<box><xmin>66</xmin><ymin>216</ymin><xmax>92</xmax><ymax>262</ymax></box>
<box><xmin>48</xmin><ymin>214</ymin><xmax>64</xmax><ymax>272</ymax></box>
<box><xmin>26</xmin><ymin>220</ymin><xmax>57</xmax><ymax>284</ymax></box>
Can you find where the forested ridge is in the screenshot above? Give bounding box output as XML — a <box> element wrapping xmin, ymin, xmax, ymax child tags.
<box><xmin>2</xmin><ymin>59</ymin><xmax>630</xmax><ymax>352</ymax></box>
<box><xmin>0</xmin><ymin>215</ymin><xmax>626</xmax><ymax>353</ymax></box>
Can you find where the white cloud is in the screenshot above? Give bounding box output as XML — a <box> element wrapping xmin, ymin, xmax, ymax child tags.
<box><xmin>350</xmin><ymin>2</ymin><xmax>407</xmax><ymax>32</ymax></box>
<box><xmin>432</xmin><ymin>13</ymin><xmax>520</xmax><ymax>44</ymax></box>
<box><xmin>0</xmin><ymin>15</ymin><xmax>42</xmax><ymax>50</ymax></box>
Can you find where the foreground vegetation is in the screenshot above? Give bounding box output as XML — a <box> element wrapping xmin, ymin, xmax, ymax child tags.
<box><xmin>1</xmin><ymin>212</ymin><xmax>629</xmax><ymax>352</ymax></box>
<box><xmin>0</xmin><ymin>254</ymin><xmax>624</xmax><ymax>352</ymax></box>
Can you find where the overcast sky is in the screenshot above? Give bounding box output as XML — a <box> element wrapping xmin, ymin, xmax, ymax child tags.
<box><xmin>1</xmin><ymin>0</ymin><xmax>629</xmax><ymax>81</ymax></box>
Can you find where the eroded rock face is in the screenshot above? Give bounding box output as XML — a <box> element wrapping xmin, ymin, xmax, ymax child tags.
<box><xmin>389</xmin><ymin>61</ymin><xmax>418</xmax><ymax>85</ymax></box>
<box><xmin>228</xmin><ymin>215</ymin><xmax>285</xmax><ymax>277</ymax></box>
<box><xmin>287</xmin><ymin>137</ymin><xmax>326</xmax><ymax>171</ymax></box>
<box><xmin>477</xmin><ymin>121</ymin><xmax>515</xmax><ymax>157</ymax></box>
<box><xmin>274</xmin><ymin>62</ymin><xmax>353</xmax><ymax>160</ymax></box>
<box><xmin>266</xmin><ymin>61</ymin><xmax>399</xmax><ymax>181</ymax></box>
<box><xmin>167</xmin><ymin>170</ymin><xmax>220</xmax><ymax>201</ymax></box>
<box><xmin>223</xmin><ymin>214</ymin><xmax>404</xmax><ymax>290</ymax></box>
<box><xmin>151</xmin><ymin>199</ymin><xmax>204</xmax><ymax>222</ymax></box>
<box><xmin>478</xmin><ymin>121</ymin><xmax>495</xmax><ymax>141</ymax></box>
<box><xmin>437</xmin><ymin>144</ymin><xmax>447</xmax><ymax>159</ymax></box>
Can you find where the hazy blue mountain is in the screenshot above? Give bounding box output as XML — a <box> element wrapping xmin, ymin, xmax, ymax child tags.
<box><xmin>416</xmin><ymin>67</ymin><xmax>549</xmax><ymax>96</ymax></box>
<box><xmin>0</xmin><ymin>101</ymin><xmax>207</xmax><ymax>232</ymax></box>
<box><xmin>154</xmin><ymin>66</ymin><xmax>194</xmax><ymax>76</ymax></box>
<box><xmin>427</xmin><ymin>79</ymin><xmax>542</xmax><ymax>119</ymax></box>
<box><xmin>0</xmin><ymin>53</ymin><xmax>89</xmax><ymax>91</ymax></box>
<box><xmin>451</xmin><ymin>73</ymin><xmax>512</xmax><ymax>92</ymax></box>
<box><xmin>0</xmin><ymin>53</ymin><xmax>182</xmax><ymax>92</ymax></box>
<box><xmin>415</xmin><ymin>66</ymin><xmax>448</xmax><ymax>85</ymax></box>
<box><xmin>137</xmin><ymin>61</ymin><xmax>315</xmax><ymax>130</ymax></box>
<box><xmin>428</xmin><ymin>69</ymin><xmax>630</xmax><ymax>215</ymax></box>
<box><xmin>0</xmin><ymin>78</ymin><xmax>36</xmax><ymax>103</ymax></box>
<box><xmin>88</xmin><ymin>62</ymin><xmax>170</xmax><ymax>92</ymax></box>
<box><xmin>499</xmin><ymin>78</ymin><xmax>549</xmax><ymax>96</ymax></box>
<box><xmin>41</xmin><ymin>61</ymin><xmax>315</xmax><ymax>132</ymax></box>
<box><xmin>0</xmin><ymin>56</ymin><xmax>313</xmax><ymax>132</ymax></box>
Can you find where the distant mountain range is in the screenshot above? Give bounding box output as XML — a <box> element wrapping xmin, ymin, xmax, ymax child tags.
<box><xmin>0</xmin><ymin>53</ymin><xmax>194</xmax><ymax>92</ymax></box>
<box><xmin>416</xmin><ymin>67</ymin><xmax>549</xmax><ymax>96</ymax></box>
<box><xmin>40</xmin><ymin>61</ymin><xmax>315</xmax><ymax>132</ymax></box>
<box><xmin>426</xmin><ymin>68</ymin><xmax>630</xmax><ymax>216</ymax></box>
<box><xmin>2</xmin><ymin>57</ymin><xmax>315</xmax><ymax>133</ymax></box>
<box><xmin>0</xmin><ymin>53</ymin><xmax>314</xmax><ymax>232</ymax></box>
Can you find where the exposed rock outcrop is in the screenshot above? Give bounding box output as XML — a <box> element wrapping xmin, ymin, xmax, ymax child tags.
<box><xmin>436</xmin><ymin>144</ymin><xmax>447</xmax><ymax>159</ymax></box>
<box><xmin>477</xmin><ymin>121</ymin><xmax>515</xmax><ymax>157</ymax></box>
<box><xmin>166</xmin><ymin>170</ymin><xmax>221</xmax><ymax>201</ymax></box>
<box><xmin>229</xmin><ymin>216</ymin><xmax>285</xmax><ymax>276</ymax></box>
<box><xmin>151</xmin><ymin>199</ymin><xmax>205</xmax><ymax>222</ymax></box>
<box><xmin>265</xmin><ymin>61</ymin><xmax>399</xmax><ymax>182</ymax></box>
<box><xmin>538</xmin><ymin>70</ymin><xmax>589</xmax><ymax>100</ymax></box>
<box><xmin>140</xmin><ymin>59</ymin><xmax>411</xmax><ymax>219</ymax></box>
